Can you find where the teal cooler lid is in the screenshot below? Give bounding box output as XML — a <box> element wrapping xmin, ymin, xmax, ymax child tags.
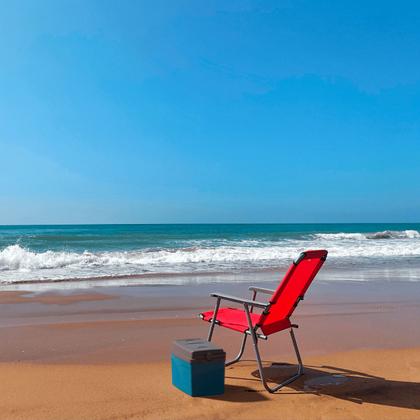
<box><xmin>172</xmin><ymin>338</ymin><xmax>226</xmax><ymax>362</ymax></box>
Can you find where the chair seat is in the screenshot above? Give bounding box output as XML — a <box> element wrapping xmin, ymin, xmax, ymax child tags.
<box><xmin>200</xmin><ymin>307</ymin><xmax>293</xmax><ymax>335</ymax></box>
<box><xmin>200</xmin><ymin>307</ymin><xmax>262</xmax><ymax>333</ymax></box>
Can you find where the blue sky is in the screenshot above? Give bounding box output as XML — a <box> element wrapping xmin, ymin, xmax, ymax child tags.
<box><xmin>1</xmin><ymin>0</ymin><xmax>420</xmax><ymax>224</ymax></box>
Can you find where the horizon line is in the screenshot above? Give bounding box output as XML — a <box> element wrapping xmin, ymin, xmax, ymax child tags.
<box><xmin>0</xmin><ymin>222</ymin><xmax>419</xmax><ymax>227</ymax></box>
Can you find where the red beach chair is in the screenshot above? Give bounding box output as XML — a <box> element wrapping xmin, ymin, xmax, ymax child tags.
<box><xmin>199</xmin><ymin>250</ymin><xmax>328</xmax><ymax>392</ymax></box>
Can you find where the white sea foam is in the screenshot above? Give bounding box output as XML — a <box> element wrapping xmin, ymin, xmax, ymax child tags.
<box><xmin>313</xmin><ymin>233</ymin><xmax>367</xmax><ymax>240</ymax></box>
<box><xmin>1</xmin><ymin>229</ymin><xmax>420</xmax><ymax>284</ymax></box>
<box><xmin>314</xmin><ymin>230</ymin><xmax>420</xmax><ymax>240</ymax></box>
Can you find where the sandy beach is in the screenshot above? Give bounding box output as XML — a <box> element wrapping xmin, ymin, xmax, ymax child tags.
<box><xmin>0</xmin><ymin>280</ymin><xmax>419</xmax><ymax>419</ymax></box>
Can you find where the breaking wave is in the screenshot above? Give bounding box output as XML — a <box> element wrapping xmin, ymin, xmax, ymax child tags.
<box><xmin>313</xmin><ymin>230</ymin><xmax>420</xmax><ymax>240</ymax></box>
<box><xmin>1</xmin><ymin>227</ymin><xmax>420</xmax><ymax>284</ymax></box>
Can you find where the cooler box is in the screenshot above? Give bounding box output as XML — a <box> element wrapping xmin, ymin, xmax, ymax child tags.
<box><xmin>171</xmin><ymin>338</ymin><xmax>226</xmax><ymax>396</ymax></box>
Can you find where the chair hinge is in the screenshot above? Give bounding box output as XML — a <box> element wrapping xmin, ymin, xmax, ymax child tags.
<box><xmin>293</xmin><ymin>252</ymin><xmax>306</xmax><ymax>265</ymax></box>
<box><xmin>293</xmin><ymin>295</ymin><xmax>304</xmax><ymax>308</ymax></box>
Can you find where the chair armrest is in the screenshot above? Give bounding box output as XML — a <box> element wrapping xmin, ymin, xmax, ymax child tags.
<box><xmin>210</xmin><ymin>293</ymin><xmax>269</xmax><ymax>309</ymax></box>
<box><xmin>249</xmin><ymin>286</ymin><xmax>276</xmax><ymax>295</ymax></box>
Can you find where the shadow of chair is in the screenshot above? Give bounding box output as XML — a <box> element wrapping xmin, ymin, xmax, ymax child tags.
<box><xmin>231</xmin><ymin>362</ymin><xmax>420</xmax><ymax>410</ymax></box>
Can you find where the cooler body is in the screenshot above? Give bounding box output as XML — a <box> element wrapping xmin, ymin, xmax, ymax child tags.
<box><xmin>171</xmin><ymin>338</ymin><xmax>226</xmax><ymax>397</ymax></box>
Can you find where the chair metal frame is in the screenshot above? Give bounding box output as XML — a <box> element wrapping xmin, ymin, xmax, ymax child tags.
<box><xmin>202</xmin><ymin>286</ymin><xmax>304</xmax><ymax>393</ymax></box>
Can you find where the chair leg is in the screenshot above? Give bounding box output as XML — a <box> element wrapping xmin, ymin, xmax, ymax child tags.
<box><xmin>207</xmin><ymin>316</ymin><xmax>248</xmax><ymax>367</ymax></box>
<box><xmin>206</xmin><ymin>302</ymin><xmax>304</xmax><ymax>392</ymax></box>
<box><xmin>249</xmin><ymin>327</ymin><xmax>304</xmax><ymax>393</ymax></box>
<box><xmin>290</xmin><ymin>328</ymin><xmax>304</xmax><ymax>375</ymax></box>
<box><xmin>207</xmin><ymin>298</ymin><xmax>221</xmax><ymax>342</ymax></box>
<box><xmin>225</xmin><ymin>334</ymin><xmax>247</xmax><ymax>367</ymax></box>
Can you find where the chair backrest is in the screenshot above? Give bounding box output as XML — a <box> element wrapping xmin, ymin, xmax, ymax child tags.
<box><xmin>259</xmin><ymin>250</ymin><xmax>328</xmax><ymax>335</ymax></box>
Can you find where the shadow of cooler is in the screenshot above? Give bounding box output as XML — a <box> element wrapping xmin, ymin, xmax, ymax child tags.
<box><xmin>171</xmin><ymin>338</ymin><xmax>226</xmax><ymax>396</ymax></box>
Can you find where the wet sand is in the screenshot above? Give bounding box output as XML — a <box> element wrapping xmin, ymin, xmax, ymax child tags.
<box><xmin>0</xmin><ymin>280</ymin><xmax>419</xmax><ymax>419</ymax></box>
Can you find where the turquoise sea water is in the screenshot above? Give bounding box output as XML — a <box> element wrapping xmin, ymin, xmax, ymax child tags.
<box><xmin>0</xmin><ymin>223</ymin><xmax>419</xmax><ymax>285</ymax></box>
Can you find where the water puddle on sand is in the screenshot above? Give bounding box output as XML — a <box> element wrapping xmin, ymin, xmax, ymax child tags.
<box><xmin>304</xmin><ymin>374</ymin><xmax>349</xmax><ymax>390</ymax></box>
<box><xmin>271</xmin><ymin>363</ymin><xmax>295</xmax><ymax>368</ymax></box>
<box><xmin>267</xmin><ymin>364</ymin><xmax>350</xmax><ymax>390</ymax></box>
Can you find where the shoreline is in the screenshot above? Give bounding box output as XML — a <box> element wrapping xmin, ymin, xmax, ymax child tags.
<box><xmin>2</xmin><ymin>262</ymin><xmax>420</xmax><ymax>291</ymax></box>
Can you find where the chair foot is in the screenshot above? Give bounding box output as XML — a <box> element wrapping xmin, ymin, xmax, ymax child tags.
<box><xmin>252</xmin><ymin>327</ymin><xmax>305</xmax><ymax>393</ymax></box>
<box><xmin>260</xmin><ymin>366</ymin><xmax>304</xmax><ymax>393</ymax></box>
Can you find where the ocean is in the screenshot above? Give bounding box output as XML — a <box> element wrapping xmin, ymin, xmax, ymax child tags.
<box><xmin>0</xmin><ymin>223</ymin><xmax>419</xmax><ymax>287</ymax></box>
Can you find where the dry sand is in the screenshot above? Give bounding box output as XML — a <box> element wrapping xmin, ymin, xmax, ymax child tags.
<box><xmin>1</xmin><ymin>348</ymin><xmax>419</xmax><ymax>420</ymax></box>
<box><xmin>0</xmin><ymin>281</ymin><xmax>419</xmax><ymax>419</ymax></box>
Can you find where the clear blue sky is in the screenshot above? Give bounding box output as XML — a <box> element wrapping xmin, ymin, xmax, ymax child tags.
<box><xmin>1</xmin><ymin>0</ymin><xmax>420</xmax><ymax>224</ymax></box>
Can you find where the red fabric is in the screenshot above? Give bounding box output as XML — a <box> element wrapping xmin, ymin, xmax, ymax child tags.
<box><xmin>199</xmin><ymin>250</ymin><xmax>327</xmax><ymax>337</ymax></box>
<box><xmin>259</xmin><ymin>249</ymin><xmax>327</xmax><ymax>336</ymax></box>
<box><xmin>200</xmin><ymin>307</ymin><xmax>262</xmax><ymax>333</ymax></box>
<box><xmin>256</xmin><ymin>318</ymin><xmax>292</xmax><ymax>335</ymax></box>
